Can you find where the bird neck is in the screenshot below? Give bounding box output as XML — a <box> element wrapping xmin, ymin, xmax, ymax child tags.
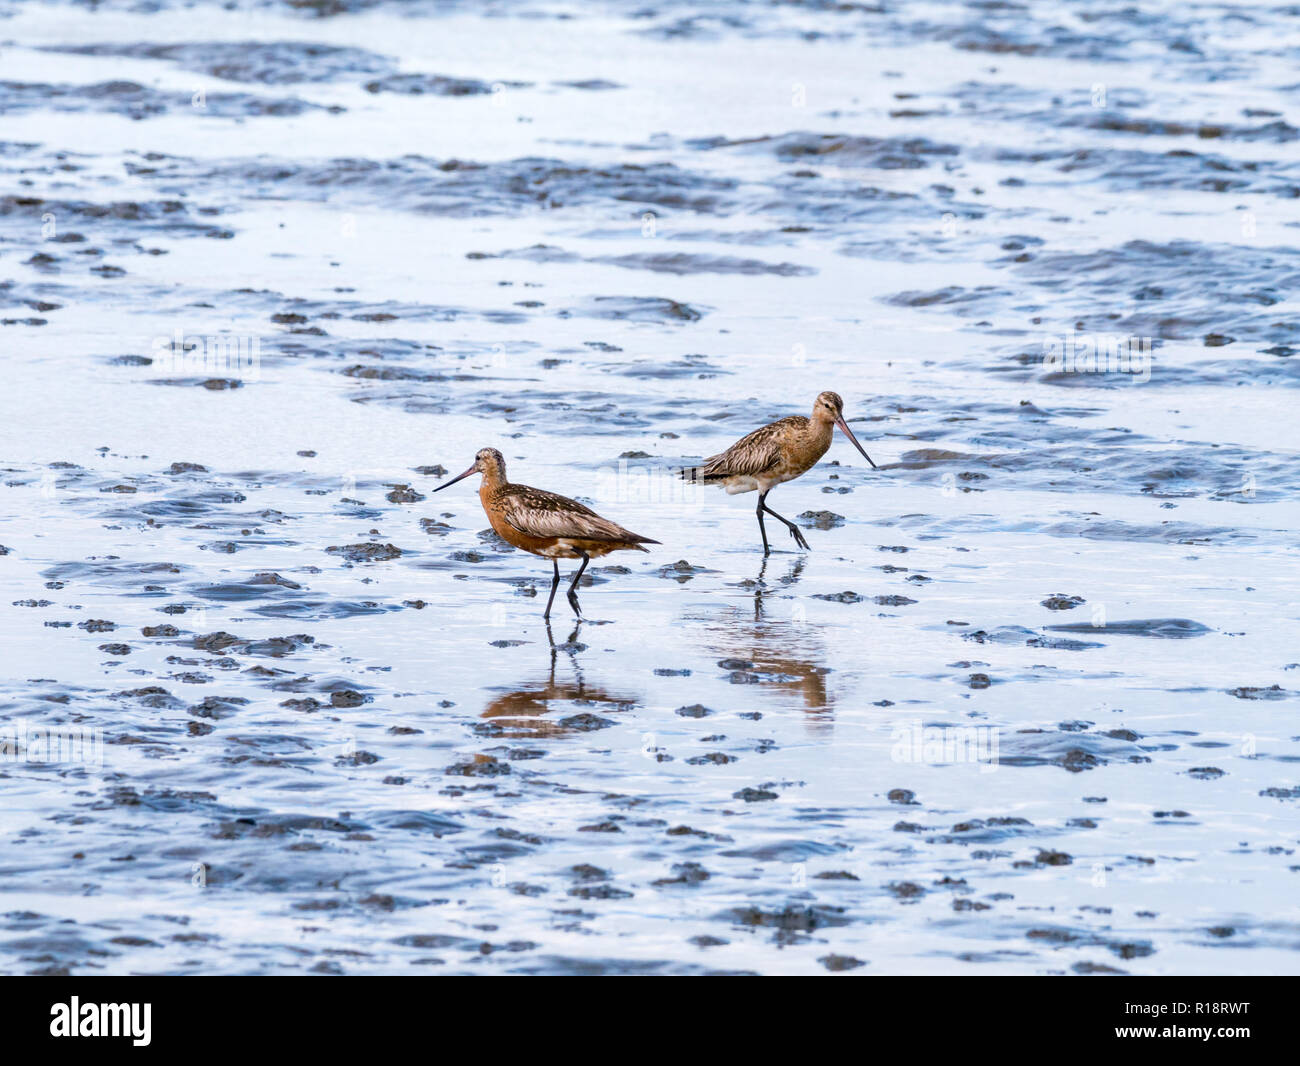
<box><xmin>807</xmin><ymin>414</ymin><xmax>835</xmax><ymax>447</ymax></box>
<box><xmin>479</xmin><ymin>468</ymin><xmax>507</xmax><ymax>495</ymax></box>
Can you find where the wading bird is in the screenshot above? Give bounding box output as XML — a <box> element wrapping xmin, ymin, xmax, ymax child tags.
<box><xmin>434</xmin><ymin>448</ymin><xmax>658</xmax><ymax>619</ymax></box>
<box><xmin>679</xmin><ymin>391</ymin><xmax>877</xmax><ymax>554</ymax></box>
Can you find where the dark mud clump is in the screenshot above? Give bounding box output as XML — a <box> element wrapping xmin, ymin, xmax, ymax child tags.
<box><xmin>1042</xmin><ymin>594</ymin><xmax>1085</xmax><ymax>610</ymax></box>
<box><xmin>326</xmin><ymin>543</ymin><xmax>403</xmax><ymax>563</ymax></box>
<box><xmin>44</xmin><ymin>41</ymin><xmax>395</xmax><ymax>84</ymax></box>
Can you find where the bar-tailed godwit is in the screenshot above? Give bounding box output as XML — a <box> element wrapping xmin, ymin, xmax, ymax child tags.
<box><xmin>434</xmin><ymin>448</ymin><xmax>658</xmax><ymax>619</ymax></box>
<box><xmin>679</xmin><ymin>391</ymin><xmax>877</xmax><ymax>554</ymax></box>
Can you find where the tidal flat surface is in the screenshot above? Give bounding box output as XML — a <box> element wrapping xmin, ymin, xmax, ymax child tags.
<box><xmin>1</xmin><ymin>0</ymin><xmax>1299</xmax><ymax>975</ymax></box>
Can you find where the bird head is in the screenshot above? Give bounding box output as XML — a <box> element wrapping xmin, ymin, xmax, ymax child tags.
<box><xmin>814</xmin><ymin>391</ymin><xmax>876</xmax><ymax>469</ymax></box>
<box><xmin>434</xmin><ymin>447</ymin><xmax>506</xmax><ymax>492</ymax></box>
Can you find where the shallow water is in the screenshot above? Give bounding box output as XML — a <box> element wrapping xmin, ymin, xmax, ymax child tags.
<box><xmin>1</xmin><ymin>0</ymin><xmax>1299</xmax><ymax>975</ymax></box>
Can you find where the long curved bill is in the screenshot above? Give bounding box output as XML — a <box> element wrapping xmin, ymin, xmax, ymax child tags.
<box><xmin>433</xmin><ymin>462</ymin><xmax>477</xmax><ymax>492</ymax></box>
<box><xmin>835</xmin><ymin>417</ymin><xmax>877</xmax><ymax>469</ymax></box>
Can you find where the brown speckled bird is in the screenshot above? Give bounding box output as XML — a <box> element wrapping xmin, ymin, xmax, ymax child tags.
<box><xmin>679</xmin><ymin>391</ymin><xmax>877</xmax><ymax>554</ymax></box>
<box><xmin>434</xmin><ymin>448</ymin><xmax>658</xmax><ymax>619</ymax></box>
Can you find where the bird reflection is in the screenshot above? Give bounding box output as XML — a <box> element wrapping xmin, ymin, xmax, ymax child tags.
<box><xmin>695</xmin><ymin>555</ymin><xmax>834</xmax><ymax>720</ymax></box>
<box><xmin>477</xmin><ymin>621</ymin><xmax>641</xmax><ymax>739</ymax></box>
<box><xmin>750</xmin><ymin>554</ymin><xmax>807</xmax><ymax>620</ymax></box>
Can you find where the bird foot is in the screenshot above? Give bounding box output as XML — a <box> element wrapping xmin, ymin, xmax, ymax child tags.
<box><xmin>788</xmin><ymin>526</ymin><xmax>810</xmax><ymax>550</ymax></box>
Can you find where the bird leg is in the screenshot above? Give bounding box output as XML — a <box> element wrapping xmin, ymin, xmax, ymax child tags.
<box><xmin>543</xmin><ymin>559</ymin><xmax>561</xmax><ymax>620</ymax></box>
<box><xmin>566</xmin><ymin>551</ymin><xmax>590</xmax><ymax>617</ymax></box>
<box><xmin>755</xmin><ymin>495</ymin><xmax>771</xmax><ymax>555</ymax></box>
<box><xmin>759</xmin><ymin>491</ymin><xmax>810</xmax><ymax>551</ymax></box>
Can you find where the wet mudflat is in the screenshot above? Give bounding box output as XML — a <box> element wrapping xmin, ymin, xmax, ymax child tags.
<box><xmin>1</xmin><ymin>0</ymin><xmax>1299</xmax><ymax>975</ymax></box>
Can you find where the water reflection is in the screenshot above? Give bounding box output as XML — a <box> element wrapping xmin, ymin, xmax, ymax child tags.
<box><xmin>694</xmin><ymin>556</ymin><xmax>834</xmax><ymax>722</ymax></box>
<box><xmin>477</xmin><ymin>622</ymin><xmax>641</xmax><ymax>739</ymax></box>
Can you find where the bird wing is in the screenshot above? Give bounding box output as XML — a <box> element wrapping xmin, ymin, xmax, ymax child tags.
<box><xmin>699</xmin><ymin>416</ymin><xmax>803</xmax><ymax>478</ymax></box>
<box><xmin>498</xmin><ymin>485</ymin><xmax>644</xmax><ymax>543</ymax></box>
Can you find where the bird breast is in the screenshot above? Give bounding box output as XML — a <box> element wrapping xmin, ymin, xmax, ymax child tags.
<box><xmin>778</xmin><ymin>427</ymin><xmax>833</xmax><ymax>479</ymax></box>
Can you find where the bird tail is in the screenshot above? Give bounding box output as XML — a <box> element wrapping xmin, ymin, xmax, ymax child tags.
<box><xmin>677</xmin><ymin>465</ymin><xmax>725</xmax><ymax>485</ymax></box>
